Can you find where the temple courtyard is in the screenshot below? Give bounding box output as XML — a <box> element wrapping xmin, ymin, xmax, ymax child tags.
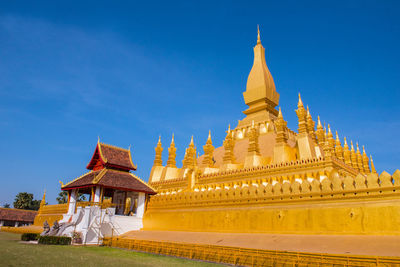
<box><xmin>0</xmin><ymin>232</ymin><xmax>220</xmax><ymax>267</ymax></box>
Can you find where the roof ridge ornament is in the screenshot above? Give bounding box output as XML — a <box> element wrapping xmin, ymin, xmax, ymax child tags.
<box><xmin>257</xmin><ymin>25</ymin><xmax>261</xmax><ymax>44</ymax></box>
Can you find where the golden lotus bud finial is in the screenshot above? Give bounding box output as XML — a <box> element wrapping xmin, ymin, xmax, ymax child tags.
<box><xmin>350</xmin><ymin>140</ymin><xmax>355</xmax><ymax>151</ymax></box>
<box><xmin>356</xmin><ymin>142</ymin><xmax>360</xmax><ymax>152</ymax></box>
<box><xmin>257</xmin><ymin>25</ymin><xmax>261</xmax><ymax>44</ymax></box>
<box><xmin>335</xmin><ymin>131</ymin><xmax>339</xmax><ymax>140</ymax></box>
<box><xmin>278</xmin><ymin>107</ymin><xmax>283</xmax><ymax>118</ymax></box>
<box><xmin>228</xmin><ymin>124</ymin><xmax>231</xmax><ymax>133</ymax></box>
<box><xmin>370</xmin><ymin>155</ymin><xmax>377</xmax><ymax>173</ymax></box>
<box><xmin>344</xmin><ymin>136</ymin><xmax>348</xmax><ymax>145</ymax></box>
<box><xmin>362</xmin><ymin>145</ymin><xmax>366</xmax><ymax>154</ymax></box>
<box><xmin>158</xmin><ymin>135</ymin><xmax>161</xmax><ymax>144</ymax></box>
<box><xmin>298</xmin><ymin>93</ymin><xmax>304</xmax><ymax>108</ymax></box>
<box><xmin>207</xmin><ymin>130</ymin><xmax>211</xmax><ymax>140</ymax></box>
<box><xmin>317</xmin><ymin>116</ymin><xmax>322</xmax><ymax>127</ymax></box>
<box><xmin>328</xmin><ymin>124</ymin><xmax>332</xmax><ymax>133</ymax></box>
<box><xmin>190</xmin><ymin>135</ymin><xmax>194</xmax><ymax>145</ymax></box>
<box><xmin>171</xmin><ymin>133</ymin><xmax>175</xmax><ymax>145</ymax></box>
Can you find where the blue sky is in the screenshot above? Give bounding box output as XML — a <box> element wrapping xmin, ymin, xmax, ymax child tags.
<box><xmin>0</xmin><ymin>1</ymin><xmax>399</xmax><ymax>205</ymax></box>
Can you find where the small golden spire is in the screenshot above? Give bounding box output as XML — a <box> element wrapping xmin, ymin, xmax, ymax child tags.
<box><xmin>278</xmin><ymin>107</ymin><xmax>283</xmax><ymax>118</ymax></box>
<box><xmin>335</xmin><ymin>131</ymin><xmax>339</xmax><ymax>141</ymax></box>
<box><xmin>344</xmin><ymin>137</ymin><xmax>348</xmax><ymax>146</ymax></box>
<box><xmin>227</xmin><ymin>124</ymin><xmax>231</xmax><ymax>134</ymax></box>
<box><xmin>370</xmin><ymin>155</ymin><xmax>377</xmax><ymax>173</ymax></box>
<box><xmin>171</xmin><ymin>133</ymin><xmax>175</xmax><ymax>145</ymax></box>
<box><xmin>257</xmin><ymin>25</ymin><xmax>261</xmax><ymax>44</ymax></box>
<box><xmin>207</xmin><ymin>130</ymin><xmax>211</xmax><ymax>141</ymax></box>
<box><xmin>328</xmin><ymin>124</ymin><xmax>332</xmax><ymax>134</ymax></box>
<box><xmin>350</xmin><ymin>140</ymin><xmax>355</xmax><ymax>151</ymax></box>
<box><xmin>190</xmin><ymin>135</ymin><xmax>194</xmax><ymax>146</ymax></box>
<box><xmin>298</xmin><ymin>93</ymin><xmax>304</xmax><ymax>108</ymax></box>
<box><xmin>317</xmin><ymin>116</ymin><xmax>322</xmax><ymax>128</ymax></box>
<box><xmin>356</xmin><ymin>143</ymin><xmax>360</xmax><ymax>153</ymax></box>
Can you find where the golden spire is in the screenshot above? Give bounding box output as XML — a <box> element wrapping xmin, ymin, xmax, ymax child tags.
<box><xmin>298</xmin><ymin>93</ymin><xmax>304</xmax><ymax>108</ymax></box>
<box><xmin>343</xmin><ymin>137</ymin><xmax>351</xmax><ymax>166</ymax></box>
<box><xmin>242</xmin><ymin>26</ymin><xmax>280</xmax><ymax>118</ymax></box>
<box><xmin>223</xmin><ymin>124</ymin><xmax>236</xmax><ymax>164</ymax></box>
<box><xmin>206</xmin><ymin>130</ymin><xmax>212</xmax><ymax>144</ymax></box>
<box><xmin>370</xmin><ymin>155</ymin><xmax>377</xmax><ymax>174</ymax></box>
<box><xmin>275</xmin><ymin>107</ymin><xmax>288</xmax><ymax>145</ymax></box>
<box><xmin>166</xmin><ymin>134</ymin><xmax>177</xmax><ymax>167</ymax></box>
<box><xmin>350</xmin><ymin>141</ymin><xmax>359</xmax><ymax>171</ymax></box>
<box><xmin>326</xmin><ymin>124</ymin><xmax>335</xmax><ymax>150</ymax></box>
<box><xmin>356</xmin><ymin>143</ymin><xmax>364</xmax><ymax>173</ymax></box>
<box><xmin>153</xmin><ymin>136</ymin><xmax>163</xmax><ymax>166</ymax></box>
<box><xmin>296</xmin><ymin>93</ymin><xmax>307</xmax><ymax>134</ymax></box>
<box><xmin>39</xmin><ymin>190</ymin><xmax>46</xmax><ymax>212</ymax></box>
<box><xmin>362</xmin><ymin>146</ymin><xmax>370</xmax><ymax>173</ymax></box>
<box><xmin>182</xmin><ymin>136</ymin><xmax>196</xmax><ymax>169</ymax></box>
<box><xmin>335</xmin><ymin>131</ymin><xmax>343</xmax><ymax>161</ymax></box>
<box><xmin>306</xmin><ymin>106</ymin><xmax>316</xmax><ymax>142</ymax></box>
<box><xmin>202</xmin><ymin>130</ymin><xmax>215</xmax><ymax>167</ymax></box>
<box><xmin>315</xmin><ymin>115</ymin><xmax>325</xmax><ymax>145</ymax></box>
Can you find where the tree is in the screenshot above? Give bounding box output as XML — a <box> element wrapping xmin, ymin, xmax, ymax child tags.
<box><xmin>56</xmin><ymin>191</ymin><xmax>87</xmax><ymax>204</ymax></box>
<box><xmin>3</xmin><ymin>203</ymin><xmax>10</xmax><ymax>208</ymax></box>
<box><xmin>13</xmin><ymin>192</ymin><xmax>42</xmax><ymax>210</ymax></box>
<box><xmin>56</xmin><ymin>191</ymin><xmax>68</xmax><ymax>204</ymax></box>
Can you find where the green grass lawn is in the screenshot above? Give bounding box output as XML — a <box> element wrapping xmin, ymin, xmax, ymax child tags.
<box><xmin>0</xmin><ymin>232</ymin><xmax>222</xmax><ymax>267</ymax></box>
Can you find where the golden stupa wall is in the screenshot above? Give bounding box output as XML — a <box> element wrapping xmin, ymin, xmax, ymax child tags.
<box><xmin>144</xmin><ymin>170</ymin><xmax>400</xmax><ymax>235</ymax></box>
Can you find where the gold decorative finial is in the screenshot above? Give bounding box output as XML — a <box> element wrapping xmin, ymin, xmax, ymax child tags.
<box><xmin>362</xmin><ymin>145</ymin><xmax>366</xmax><ymax>154</ymax></box>
<box><xmin>317</xmin><ymin>116</ymin><xmax>322</xmax><ymax>127</ymax></box>
<box><xmin>351</xmin><ymin>140</ymin><xmax>354</xmax><ymax>151</ymax></box>
<box><xmin>278</xmin><ymin>107</ymin><xmax>283</xmax><ymax>118</ymax></box>
<box><xmin>158</xmin><ymin>135</ymin><xmax>161</xmax><ymax>144</ymax></box>
<box><xmin>298</xmin><ymin>93</ymin><xmax>304</xmax><ymax>108</ymax></box>
<box><xmin>328</xmin><ymin>124</ymin><xmax>332</xmax><ymax>133</ymax></box>
<box><xmin>228</xmin><ymin>124</ymin><xmax>231</xmax><ymax>133</ymax></box>
<box><xmin>335</xmin><ymin>131</ymin><xmax>339</xmax><ymax>140</ymax></box>
<box><xmin>370</xmin><ymin>155</ymin><xmax>377</xmax><ymax>173</ymax></box>
<box><xmin>98</xmin><ymin>136</ymin><xmax>100</xmax><ymax>143</ymax></box>
<box><xmin>344</xmin><ymin>137</ymin><xmax>348</xmax><ymax>145</ymax></box>
<box><xmin>190</xmin><ymin>135</ymin><xmax>194</xmax><ymax>145</ymax></box>
<box><xmin>171</xmin><ymin>133</ymin><xmax>175</xmax><ymax>145</ymax></box>
<box><xmin>207</xmin><ymin>130</ymin><xmax>211</xmax><ymax>140</ymax></box>
<box><xmin>356</xmin><ymin>142</ymin><xmax>360</xmax><ymax>152</ymax></box>
<box><xmin>257</xmin><ymin>25</ymin><xmax>261</xmax><ymax>44</ymax></box>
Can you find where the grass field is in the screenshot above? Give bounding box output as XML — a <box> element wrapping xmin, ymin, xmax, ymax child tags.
<box><xmin>0</xmin><ymin>232</ymin><xmax>221</xmax><ymax>267</ymax></box>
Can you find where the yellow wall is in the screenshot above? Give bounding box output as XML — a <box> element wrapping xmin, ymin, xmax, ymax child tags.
<box><xmin>34</xmin><ymin>204</ymin><xmax>68</xmax><ymax>226</ymax></box>
<box><xmin>143</xmin><ymin>198</ymin><xmax>400</xmax><ymax>235</ymax></box>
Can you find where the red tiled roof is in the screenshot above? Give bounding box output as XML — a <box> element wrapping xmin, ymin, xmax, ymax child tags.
<box><xmin>0</xmin><ymin>208</ymin><xmax>37</xmax><ymax>222</ymax></box>
<box><xmin>97</xmin><ymin>170</ymin><xmax>156</xmax><ymax>194</ymax></box>
<box><xmin>62</xmin><ymin>169</ymin><xmax>156</xmax><ymax>194</ymax></box>
<box><xmin>87</xmin><ymin>142</ymin><xmax>137</xmax><ymax>171</ymax></box>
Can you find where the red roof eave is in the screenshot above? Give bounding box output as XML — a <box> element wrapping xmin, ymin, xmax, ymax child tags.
<box><xmin>62</xmin><ymin>184</ymin><xmax>156</xmax><ymax>195</ymax></box>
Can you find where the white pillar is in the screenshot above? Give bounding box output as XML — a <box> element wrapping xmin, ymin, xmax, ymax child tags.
<box><xmin>0</xmin><ymin>221</ymin><xmax>3</xmax><ymax>226</ymax></box>
<box><xmin>14</xmin><ymin>221</ymin><xmax>18</xmax><ymax>227</ymax></box>
<box><xmin>67</xmin><ymin>189</ymin><xmax>77</xmax><ymax>215</ymax></box>
<box><xmin>136</xmin><ymin>192</ymin><xmax>146</xmax><ymax>218</ymax></box>
<box><xmin>94</xmin><ymin>186</ymin><xmax>101</xmax><ymax>203</ymax></box>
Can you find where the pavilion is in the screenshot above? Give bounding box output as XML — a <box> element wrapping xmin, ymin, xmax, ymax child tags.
<box><xmin>61</xmin><ymin>140</ymin><xmax>156</xmax><ymax>220</ymax></box>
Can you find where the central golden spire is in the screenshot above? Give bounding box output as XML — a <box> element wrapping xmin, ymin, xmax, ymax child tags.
<box><xmin>242</xmin><ymin>26</ymin><xmax>280</xmax><ymax>120</ymax></box>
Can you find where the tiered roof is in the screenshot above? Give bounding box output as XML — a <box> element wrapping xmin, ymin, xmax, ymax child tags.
<box><xmin>86</xmin><ymin>141</ymin><xmax>137</xmax><ymax>171</ymax></box>
<box><xmin>62</xmin><ymin>140</ymin><xmax>155</xmax><ymax>194</ymax></box>
<box><xmin>61</xmin><ymin>169</ymin><xmax>155</xmax><ymax>194</ymax></box>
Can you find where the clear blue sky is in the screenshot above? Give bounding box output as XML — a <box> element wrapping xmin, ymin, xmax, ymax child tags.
<box><xmin>0</xmin><ymin>1</ymin><xmax>399</xmax><ymax>205</ymax></box>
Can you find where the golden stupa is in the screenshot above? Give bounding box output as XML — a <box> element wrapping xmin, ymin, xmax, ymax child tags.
<box><xmin>144</xmin><ymin>27</ymin><xmax>400</xmax><ymax>235</ymax></box>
